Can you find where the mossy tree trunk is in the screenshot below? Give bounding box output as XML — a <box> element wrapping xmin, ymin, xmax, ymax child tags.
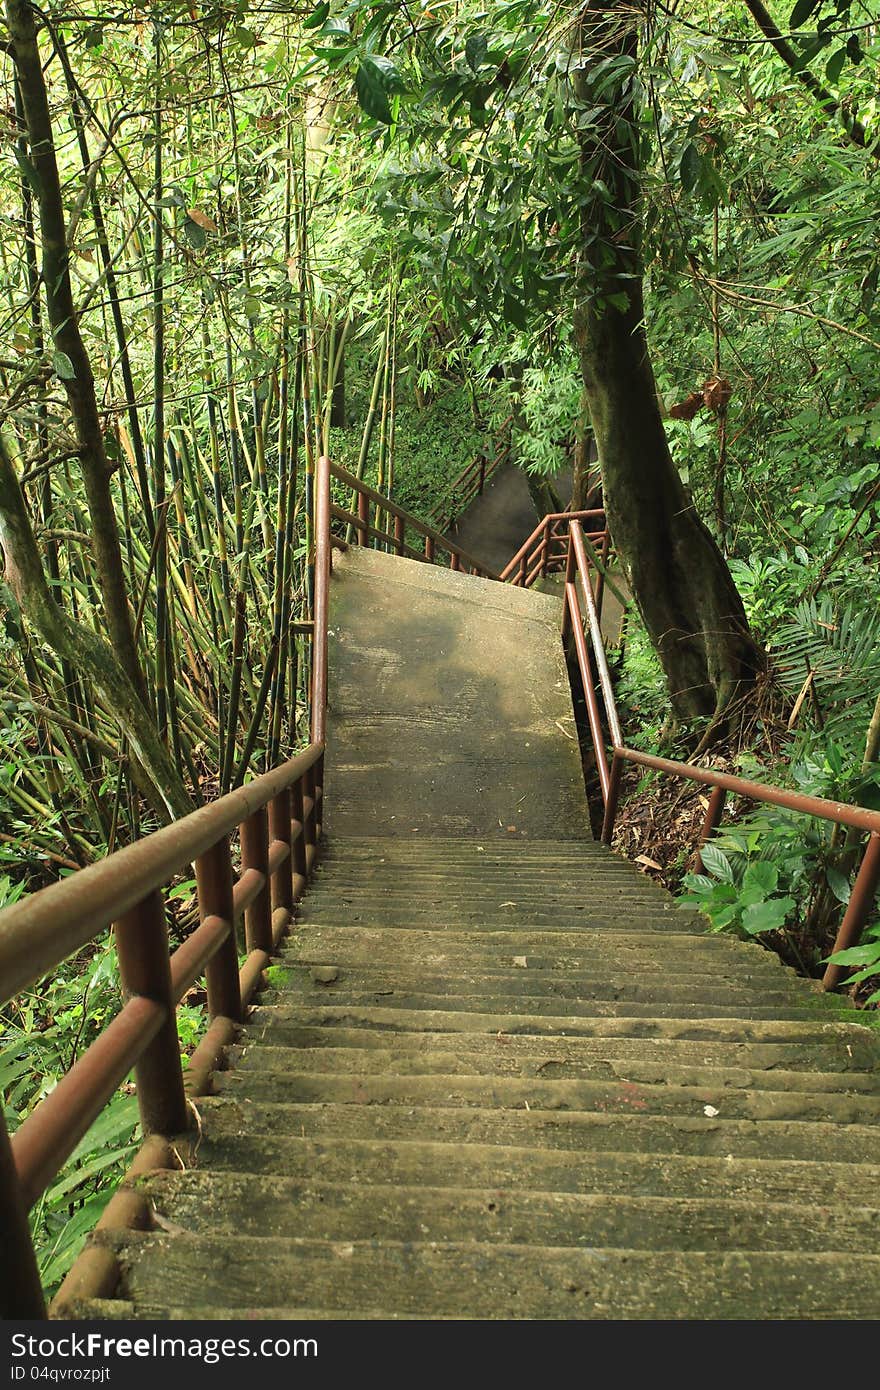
<box><xmin>572</xmin><ymin>2</ymin><xmax>764</xmax><ymax>722</ymax></box>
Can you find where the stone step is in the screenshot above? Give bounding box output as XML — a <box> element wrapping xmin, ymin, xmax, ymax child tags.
<box><xmin>192</xmin><ymin>1096</ymin><xmax>880</xmax><ymax>1163</ymax></box>
<box><xmin>280</xmin><ymin>925</ymin><xmax>787</xmax><ymax>972</ymax></box>
<box><xmin>278</xmin><ymin>947</ymin><xmax>792</xmax><ymax>987</ymax></box>
<box><xmin>244</xmin><ymin>1003</ymin><xmax>870</xmax><ymax>1044</ymax></box>
<box><xmin>250</xmin><ymin>995</ymin><xmax>847</xmax><ymax>1025</ymax></box>
<box><xmin>294</xmin><ymin>907</ymin><xmax>708</xmax><ymax>932</ymax></box>
<box><xmin>100</xmin><ymin>1230</ymin><xmax>880</xmax><ymax>1319</ymax></box>
<box><xmin>139</xmin><ymin>1171</ymin><xmax>880</xmax><ymax>1254</ymax></box>
<box><xmin>224</xmin><ymin>1042</ymin><xmax>880</xmax><ymax>1089</ymax></box>
<box><xmin>262</xmin><ymin>968</ymin><xmax>807</xmax><ymax>1008</ymax></box>
<box><xmin>225</xmin><ymin>1024</ymin><xmax>879</xmax><ymax>1072</ymax></box>
<box><xmin>173</xmin><ymin>1132</ymin><xmax>880</xmax><ymax>1205</ymax></box>
<box><xmin>211</xmin><ymin>1068</ymin><xmax>880</xmax><ymax>1124</ymax></box>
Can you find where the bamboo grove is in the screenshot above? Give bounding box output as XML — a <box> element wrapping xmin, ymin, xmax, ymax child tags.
<box><xmin>0</xmin><ymin>9</ymin><xmax>390</xmax><ymax>881</ymax></box>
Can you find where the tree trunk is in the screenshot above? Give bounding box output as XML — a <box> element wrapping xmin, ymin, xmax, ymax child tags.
<box><xmin>573</xmin><ymin>3</ymin><xmax>764</xmax><ymax>723</ymax></box>
<box><xmin>7</xmin><ymin>0</ymin><xmax>147</xmax><ymax>705</ymax></box>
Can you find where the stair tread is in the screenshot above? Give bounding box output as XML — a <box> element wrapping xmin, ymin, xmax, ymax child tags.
<box><xmin>101</xmin><ymin>1229</ymin><xmax>880</xmax><ymax>1319</ymax></box>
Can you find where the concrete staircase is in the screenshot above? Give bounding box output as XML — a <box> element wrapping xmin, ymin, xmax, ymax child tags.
<box><xmin>72</xmin><ymin>550</ymin><xmax>880</xmax><ymax>1319</ymax></box>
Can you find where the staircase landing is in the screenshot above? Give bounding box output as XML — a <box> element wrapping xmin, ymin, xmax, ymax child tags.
<box><xmin>325</xmin><ymin>546</ymin><xmax>589</xmax><ymax>839</ymax></box>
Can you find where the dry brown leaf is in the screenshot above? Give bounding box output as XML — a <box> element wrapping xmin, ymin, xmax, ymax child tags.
<box><xmin>186</xmin><ymin>208</ymin><xmax>219</xmax><ymax>232</ymax></box>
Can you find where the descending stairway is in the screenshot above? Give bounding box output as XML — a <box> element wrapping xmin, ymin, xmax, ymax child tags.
<box><xmin>71</xmin><ymin>549</ymin><xmax>880</xmax><ymax>1320</ymax></box>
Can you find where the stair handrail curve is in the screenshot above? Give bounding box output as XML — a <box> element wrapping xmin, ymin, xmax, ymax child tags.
<box><xmin>328</xmin><ymin>458</ymin><xmax>502</xmax><ymax>580</ymax></box>
<box><xmin>0</xmin><ymin>463</ymin><xmax>338</xmax><ymax>1318</ymax></box>
<box><xmin>561</xmin><ymin>516</ymin><xmax>880</xmax><ymax>995</ymax></box>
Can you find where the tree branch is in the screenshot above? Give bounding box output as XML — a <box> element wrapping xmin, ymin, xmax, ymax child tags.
<box><xmin>741</xmin><ymin>0</ymin><xmax>869</xmax><ymax>150</ymax></box>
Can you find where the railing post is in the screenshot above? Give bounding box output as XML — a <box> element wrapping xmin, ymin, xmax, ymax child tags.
<box><xmin>823</xmin><ymin>832</ymin><xmax>880</xmax><ymax>990</ymax></box>
<box><xmin>303</xmin><ymin>762</ymin><xmax>318</xmax><ymax>870</ymax></box>
<box><xmin>0</xmin><ymin>1110</ymin><xmax>45</xmax><ymax>1317</ymax></box>
<box><xmin>561</xmin><ymin>527</ymin><xmax>575</xmax><ymax>639</ymax></box>
<box><xmin>357</xmin><ymin>489</ymin><xmax>369</xmax><ymax>546</ymax></box>
<box><xmin>114</xmin><ymin>891</ymin><xmax>188</xmax><ymax>1136</ymax></box>
<box><xmin>269</xmin><ymin>788</ymin><xmax>294</xmax><ymax>914</ymax></box>
<box><xmin>692</xmin><ymin>786</ymin><xmax>727</xmax><ymax>873</ymax></box>
<box><xmin>425</xmin><ymin>535</ymin><xmax>435</xmax><ymax>563</ymax></box>
<box><xmin>240</xmin><ymin>807</ymin><xmax>272</xmax><ymax>953</ymax></box>
<box><xmin>518</xmin><ymin>552</ymin><xmax>527</xmax><ymax>586</ymax></box>
<box><xmin>595</xmin><ymin>530</ymin><xmax>609</xmax><ymax>622</ymax></box>
<box><xmin>290</xmin><ymin>777</ymin><xmax>308</xmax><ymax>900</ymax></box>
<box><xmin>394</xmin><ymin>515</ymin><xmax>405</xmax><ymax>556</ymax></box>
<box><xmin>450</xmin><ymin>552</ymin><xmax>462</xmax><ymax>572</ymax></box>
<box><xmin>195</xmin><ymin>836</ymin><xmax>242</xmax><ymax>1022</ymax></box>
<box><xmin>601</xmin><ymin>751</ymin><xmax>624</xmax><ymax>846</ymax></box>
<box><xmin>540</xmin><ymin>518</ymin><xmax>550</xmax><ymax>577</ymax></box>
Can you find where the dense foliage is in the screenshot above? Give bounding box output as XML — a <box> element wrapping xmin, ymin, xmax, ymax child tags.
<box><xmin>2</xmin><ymin>0</ymin><xmax>880</xmax><ymax>1289</ymax></box>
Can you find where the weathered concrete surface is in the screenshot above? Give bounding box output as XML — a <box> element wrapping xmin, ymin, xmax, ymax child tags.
<box><xmin>324</xmin><ymin>546</ymin><xmax>590</xmax><ymax>839</ymax></box>
<box><xmin>444</xmin><ymin>459</ymin><xmax>570</xmax><ymax>576</ymax></box>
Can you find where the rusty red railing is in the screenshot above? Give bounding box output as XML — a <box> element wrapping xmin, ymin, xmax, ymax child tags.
<box><xmin>559</xmin><ymin>516</ymin><xmax>880</xmax><ymax>997</ymax></box>
<box><xmin>500</xmin><ymin>508</ymin><xmax>607</xmax><ymax>588</ymax></box>
<box><xmin>0</xmin><ymin>457</ymin><xmax>340</xmax><ymax>1317</ymax></box>
<box><xmin>329</xmin><ymin>459</ymin><xmax>501</xmax><ymax>579</ymax></box>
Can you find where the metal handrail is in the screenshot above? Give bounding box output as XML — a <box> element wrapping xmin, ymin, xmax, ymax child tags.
<box><xmin>499</xmin><ymin>509</ymin><xmax>606</xmax><ymax>585</ymax></box>
<box><xmin>561</xmin><ymin>519</ymin><xmax>880</xmax><ymax>996</ymax></box>
<box><xmin>0</xmin><ymin>459</ymin><xmax>336</xmax><ymax>1318</ymax></box>
<box><xmin>330</xmin><ymin>460</ymin><xmax>502</xmax><ymax>580</ymax></box>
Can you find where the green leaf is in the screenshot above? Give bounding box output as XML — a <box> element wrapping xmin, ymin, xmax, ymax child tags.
<box><xmin>465</xmin><ymin>34</ymin><xmax>488</xmax><ymax>74</ymax></box>
<box><xmin>741</xmin><ymin>897</ymin><xmax>795</xmax><ymax>935</ymax></box>
<box><xmin>355</xmin><ymin>55</ymin><xmax>401</xmax><ymax>125</ymax></box>
<box><xmin>303</xmin><ymin>2</ymin><xmax>330</xmax><ymax>28</ymax></box>
<box><xmin>826</xmin><ymin>942</ymin><xmax>880</xmax><ymax>967</ymax></box>
<box><xmin>825</xmin><ymin>48</ymin><xmax>846</xmax><ymax>85</ymax></box>
<box><xmin>52</xmin><ymin>351</ymin><xmax>76</xmax><ymax>381</ymax></box>
<box><xmin>825</xmin><ymin>865</ymin><xmax>851</xmax><ymax>905</ymax></box>
<box><xmin>679</xmin><ymin>142</ymin><xmax>701</xmax><ymax>194</ymax></box>
<box><xmin>789</xmin><ymin>0</ymin><xmax>820</xmax><ymax>27</ymax></box>
<box><xmin>13</xmin><ymin>148</ymin><xmax>42</xmax><ymax>196</ymax></box>
<box><xmin>699</xmin><ymin>842</ymin><xmax>734</xmax><ymax>883</ymax></box>
<box><xmin>743</xmin><ymin>862</ymin><xmax>779</xmax><ymax>895</ymax></box>
<box><xmin>183</xmin><ymin>216</ymin><xmax>207</xmax><ymax>250</ymax></box>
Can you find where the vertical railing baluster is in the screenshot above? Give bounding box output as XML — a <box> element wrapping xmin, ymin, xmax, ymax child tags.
<box><xmin>425</xmin><ymin>535</ymin><xmax>435</xmax><ymax>563</ymax></box>
<box><xmin>595</xmin><ymin>530</ymin><xmax>609</xmax><ymax>622</ymax></box>
<box><xmin>303</xmin><ymin>762</ymin><xmax>318</xmax><ymax>870</ymax></box>
<box><xmin>269</xmin><ymin>788</ymin><xmax>294</xmax><ymax>918</ymax></box>
<box><xmin>394</xmin><ymin>515</ymin><xmax>405</xmax><ymax>555</ymax></box>
<box><xmin>0</xmin><ymin>1112</ymin><xmax>45</xmax><ymax>1317</ymax></box>
<box><xmin>601</xmin><ymin>751</ymin><xmax>624</xmax><ymax>846</ymax></box>
<box><xmin>823</xmin><ymin>832</ymin><xmax>880</xmax><ymax>990</ymax></box>
<box><xmin>290</xmin><ymin>777</ymin><xmax>308</xmax><ymax>900</ymax></box>
<box><xmin>540</xmin><ymin>517</ymin><xmax>550</xmax><ymax>577</ymax></box>
<box><xmin>693</xmin><ymin>787</ymin><xmax>727</xmax><ymax>873</ymax></box>
<box><xmin>195</xmin><ymin>836</ymin><xmax>242</xmax><ymax>1022</ymax></box>
<box><xmin>314</xmin><ymin>752</ymin><xmax>325</xmax><ymax>840</ymax></box>
<box><xmin>240</xmin><ymin>808</ymin><xmax>272</xmax><ymax>953</ymax></box>
<box><xmin>561</xmin><ymin>526</ymin><xmax>576</xmax><ymax>639</ymax></box>
<box><xmin>450</xmin><ymin>552</ymin><xmax>462</xmax><ymax>572</ymax></box>
<box><xmin>115</xmin><ymin>890</ymin><xmax>188</xmax><ymax>1136</ymax></box>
